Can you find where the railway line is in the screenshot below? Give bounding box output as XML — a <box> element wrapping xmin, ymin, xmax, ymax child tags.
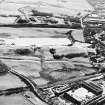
<box><xmin>0</xmin><ymin>65</ymin><xmax>47</xmax><ymax>105</ymax></box>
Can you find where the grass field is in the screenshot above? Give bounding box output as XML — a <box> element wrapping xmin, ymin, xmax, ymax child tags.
<box><xmin>0</xmin><ymin>0</ymin><xmax>98</xmax><ymax>105</ymax></box>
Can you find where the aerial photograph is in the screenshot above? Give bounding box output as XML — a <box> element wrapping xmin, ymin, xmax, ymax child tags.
<box><xmin>1</xmin><ymin>0</ymin><xmax>105</xmax><ymax>105</ymax></box>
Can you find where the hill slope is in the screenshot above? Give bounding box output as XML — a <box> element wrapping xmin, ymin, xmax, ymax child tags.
<box><xmin>0</xmin><ymin>0</ymin><xmax>94</xmax><ymax>16</ymax></box>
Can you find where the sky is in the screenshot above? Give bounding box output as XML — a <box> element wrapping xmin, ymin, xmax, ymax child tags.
<box><xmin>0</xmin><ymin>0</ymin><xmax>94</xmax><ymax>16</ymax></box>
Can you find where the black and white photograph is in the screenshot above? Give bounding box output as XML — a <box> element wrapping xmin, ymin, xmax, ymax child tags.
<box><xmin>0</xmin><ymin>0</ymin><xmax>105</xmax><ymax>105</ymax></box>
